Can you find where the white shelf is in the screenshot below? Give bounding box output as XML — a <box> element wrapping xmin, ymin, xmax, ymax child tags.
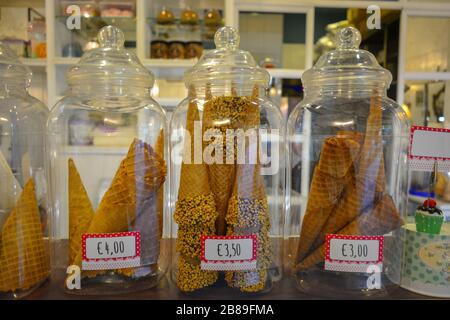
<box><xmin>19</xmin><ymin>58</ymin><xmax>47</xmax><ymax>67</ymax></box>
<box><xmin>143</xmin><ymin>59</ymin><xmax>196</xmax><ymax>69</ymax></box>
<box><xmin>268</xmin><ymin>68</ymin><xmax>304</xmax><ymax>79</ymax></box>
<box><xmin>404</xmin><ymin>71</ymin><xmax>450</xmax><ymax>82</ymax></box>
<box><xmin>62</xmin><ymin>146</ymin><xmax>128</xmax><ymax>156</ymax></box>
<box><xmin>53</xmin><ymin>57</ymin><xmax>79</xmax><ymax>65</ymax></box>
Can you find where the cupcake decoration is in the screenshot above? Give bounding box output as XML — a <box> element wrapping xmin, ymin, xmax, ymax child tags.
<box><xmin>415</xmin><ymin>199</ymin><xmax>444</xmax><ymax>235</ymax></box>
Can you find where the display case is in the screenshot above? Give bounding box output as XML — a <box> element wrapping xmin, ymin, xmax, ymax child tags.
<box><xmin>0</xmin><ymin>43</ymin><xmax>50</xmax><ymax>299</ymax></box>
<box><xmin>169</xmin><ymin>27</ymin><xmax>285</xmax><ymax>294</ymax></box>
<box><xmin>287</xmin><ymin>27</ymin><xmax>410</xmax><ymax>298</ymax></box>
<box><xmin>47</xmin><ymin>26</ymin><xmax>168</xmax><ymax>295</ymax></box>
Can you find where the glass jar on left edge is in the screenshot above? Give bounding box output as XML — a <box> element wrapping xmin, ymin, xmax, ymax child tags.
<box><xmin>47</xmin><ymin>26</ymin><xmax>168</xmax><ymax>295</ymax></box>
<box><xmin>0</xmin><ymin>43</ymin><xmax>50</xmax><ymax>299</ymax></box>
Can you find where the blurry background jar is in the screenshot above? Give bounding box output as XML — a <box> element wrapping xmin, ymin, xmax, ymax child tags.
<box><xmin>151</xmin><ymin>40</ymin><xmax>169</xmax><ymax>59</ymax></box>
<box><xmin>0</xmin><ymin>42</ymin><xmax>49</xmax><ymax>299</ymax></box>
<box><xmin>83</xmin><ymin>38</ymin><xmax>100</xmax><ymax>52</ymax></box>
<box><xmin>157</xmin><ymin>7</ymin><xmax>175</xmax><ymax>25</ymax></box>
<box><xmin>62</xmin><ymin>42</ymin><xmax>83</xmax><ymax>58</ymax></box>
<box><xmin>169</xmin><ymin>41</ymin><xmax>185</xmax><ymax>59</ymax></box>
<box><xmin>180</xmin><ymin>8</ymin><xmax>199</xmax><ymax>26</ymax></box>
<box><xmin>185</xmin><ymin>42</ymin><xmax>202</xmax><ymax>59</ymax></box>
<box><xmin>27</xmin><ymin>18</ymin><xmax>46</xmax><ymax>58</ymax></box>
<box><xmin>204</xmin><ymin>9</ymin><xmax>222</xmax><ymax>27</ymax></box>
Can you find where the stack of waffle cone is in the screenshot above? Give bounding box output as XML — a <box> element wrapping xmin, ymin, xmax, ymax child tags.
<box><xmin>175</xmin><ymin>88</ymin><xmax>219</xmax><ymax>292</ymax></box>
<box><xmin>0</xmin><ymin>179</ymin><xmax>49</xmax><ymax>292</ymax></box>
<box><xmin>119</xmin><ymin>130</ymin><xmax>166</xmax><ymax>278</ymax></box>
<box><xmin>296</xmin><ymin>194</ymin><xmax>402</xmax><ymax>271</ymax></box>
<box><xmin>296</xmin><ymin>92</ymin><xmax>403</xmax><ymax>271</ymax></box>
<box><xmin>69</xmin><ymin>138</ymin><xmax>166</xmax><ymax>278</ymax></box>
<box><xmin>295</xmin><ymin>137</ymin><xmax>361</xmax><ymax>263</ymax></box>
<box><xmin>84</xmin><ymin>139</ymin><xmax>164</xmax><ymax>234</ymax></box>
<box><xmin>311</xmin><ymin>94</ymin><xmax>386</xmax><ymax>249</ymax></box>
<box><xmin>202</xmin><ymin>86</ymin><xmax>260</xmax><ymax>235</ymax></box>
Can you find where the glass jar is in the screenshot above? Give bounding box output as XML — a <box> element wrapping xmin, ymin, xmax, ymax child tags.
<box><xmin>0</xmin><ymin>43</ymin><xmax>49</xmax><ymax>299</ymax></box>
<box><xmin>47</xmin><ymin>26</ymin><xmax>168</xmax><ymax>295</ymax></box>
<box><xmin>170</xmin><ymin>27</ymin><xmax>285</xmax><ymax>294</ymax></box>
<box><xmin>287</xmin><ymin>27</ymin><xmax>410</xmax><ymax>298</ymax></box>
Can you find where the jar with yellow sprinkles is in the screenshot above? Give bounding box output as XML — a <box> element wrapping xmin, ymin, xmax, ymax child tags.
<box><xmin>170</xmin><ymin>26</ymin><xmax>285</xmax><ymax>294</ymax></box>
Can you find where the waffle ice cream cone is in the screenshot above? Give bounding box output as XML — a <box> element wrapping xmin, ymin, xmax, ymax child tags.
<box><xmin>312</xmin><ymin>94</ymin><xmax>386</xmax><ymax>248</ymax></box>
<box><xmin>175</xmin><ymin>90</ymin><xmax>219</xmax><ymax>292</ymax></box>
<box><xmin>71</xmin><ymin>139</ymin><xmax>166</xmax><ymax>276</ymax></box>
<box><xmin>296</xmin><ymin>195</ymin><xmax>402</xmax><ymax>271</ymax></box>
<box><xmin>87</xmin><ymin>139</ymin><xmax>165</xmax><ymax>235</ymax></box>
<box><xmin>0</xmin><ymin>179</ymin><xmax>49</xmax><ymax>292</ymax></box>
<box><xmin>295</xmin><ymin>137</ymin><xmax>361</xmax><ymax>263</ymax></box>
<box><xmin>116</xmin><ymin>133</ymin><xmax>166</xmax><ymax>278</ymax></box>
<box><xmin>68</xmin><ymin>159</ymin><xmax>94</xmax><ymax>265</ymax></box>
<box><xmin>123</xmin><ymin>139</ymin><xmax>166</xmax><ymax>209</ymax></box>
<box><xmin>357</xmin><ymin>94</ymin><xmax>386</xmax><ymax>208</ymax></box>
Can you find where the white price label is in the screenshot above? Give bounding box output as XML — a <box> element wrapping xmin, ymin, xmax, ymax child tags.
<box><xmin>324</xmin><ymin>235</ymin><xmax>384</xmax><ymax>273</ymax></box>
<box><xmin>82</xmin><ymin>232</ymin><xmax>141</xmax><ymax>271</ymax></box>
<box><xmin>200</xmin><ymin>235</ymin><xmax>257</xmax><ymax>271</ymax></box>
<box><xmin>85</xmin><ymin>236</ymin><xmax>136</xmax><ymax>259</ymax></box>
<box><xmin>329</xmin><ymin>239</ymin><xmax>380</xmax><ymax>262</ymax></box>
<box><xmin>409</xmin><ymin>126</ymin><xmax>450</xmax><ymax>172</ymax></box>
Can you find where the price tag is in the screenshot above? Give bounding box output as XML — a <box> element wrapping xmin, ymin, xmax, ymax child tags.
<box><xmin>324</xmin><ymin>234</ymin><xmax>384</xmax><ymax>273</ymax></box>
<box><xmin>82</xmin><ymin>232</ymin><xmax>141</xmax><ymax>271</ymax></box>
<box><xmin>200</xmin><ymin>235</ymin><xmax>257</xmax><ymax>271</ymax></box>
<box><xmin>409</xmin><ymin>126</ymin><xmax>450</xmax><ymax>172</ymax></box>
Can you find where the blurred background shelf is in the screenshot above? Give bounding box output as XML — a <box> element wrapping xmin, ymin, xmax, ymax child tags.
<box><xmin>53</xmin><ymin>57</ymin><xmax>78</xmax><ymax>65</ymax></box>
<box><xmin>19</xmin><ymin>57</ymin><xmax>47</xmax><ymax>66</ymax></box>
<box><xmin>143</xmin><ymin>58</ymin><xmax>196</xmax><ymax>68</ymax></box>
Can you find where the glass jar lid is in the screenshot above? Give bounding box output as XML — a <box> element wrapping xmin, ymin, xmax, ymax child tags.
<box><xmin>302</xmin><ymin>27</ymin><xmax>392</xmax><ymax>90</ymax></box>
<box><xmin>0</xmin><ymin>42</ymin><xmax>32</xmax><ymax>87</ymax></box>
<box><xmin>67</xmin><ymin>26</ymin><xmax>154</xmax><ymax>88</ymax></box>
<box><xmin>184</xmin><ymin>26</ymin><xmax>270</xmax><ymax>87</ymax></box>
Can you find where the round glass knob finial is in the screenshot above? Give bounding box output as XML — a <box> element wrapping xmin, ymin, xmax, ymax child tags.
<box><xmin>214</xmin><ymin>26</ymin><xmax>240</xmax><ymax>50</ymax></box>
<box><xmin>98</xmin><ymin>25</ymin><xmax>125</xmax><ymax>49</ymax></box>
<box><xmin>336</xmin><ymin>27</ymin><xmax>361</xmax><ymax>49</ymax></box>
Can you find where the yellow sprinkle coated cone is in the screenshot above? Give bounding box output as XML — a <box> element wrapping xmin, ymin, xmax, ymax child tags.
<box><xmin>68</xmin><ymin>159</ymin><xmax>94</xmax><ymax>265</ymax></box>
<box><xmin>155</xmin><ymin>129</ymin><xmax>165</xmax><ymax>239</ymax></box>
<box><xmin>0</xmin><ymin>179</ymin><xmax>49</xmax><ymax>293</ymax></box>
<box><xmin>224</xmin><ymin>128</ymin><xmax>272</xmax><ymax>292</ymax></box>
<box><xmin>296</xmin><ymin>195</ymin><xmax>403</xmax><ymax>271</ymax></box>
<box><xmin>177</xmin><ymin>256</ymin><xmax>218</xmax><ymax>292</ymax></box>
<box><xmin>175</xmin><ymin>90</ymin><xmax>219</xmax><ymax>292</ymax></box>
<box><xmin>202</xmin><ymin>88</ymin><xmax>260</xmax><ymax>236</ymax></box>
<box><xmin>295</xmin><ymin>137</ymin><xmax>361</xmax><ymax>263</ymax></box>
